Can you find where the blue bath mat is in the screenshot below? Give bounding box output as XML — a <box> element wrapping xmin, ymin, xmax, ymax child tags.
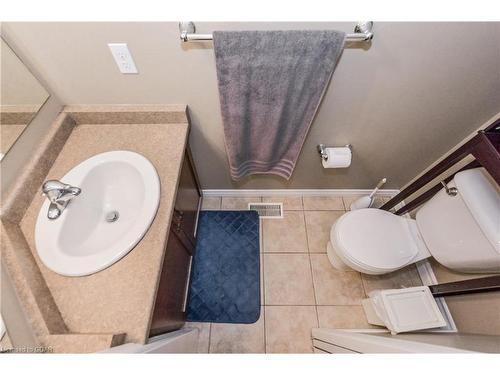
<box><xmin>186</xmin><ymin>210</ymin><xmax>260</xmax><ymax>324</ymax></box>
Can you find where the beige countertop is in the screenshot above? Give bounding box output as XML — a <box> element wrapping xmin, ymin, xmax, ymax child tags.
<box><xmin>2</xmin><ymin>105</ymin><xmax>190</xmax><ymax>352</ymax></box>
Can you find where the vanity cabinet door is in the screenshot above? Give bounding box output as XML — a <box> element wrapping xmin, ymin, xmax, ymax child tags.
<box><xmin>149</xmin><ymin>149</ymin><xmax>201</xmax><ymax>337</ymax></box>
<box><xmin>173</xmin><ymin>150</ymin><xmax>201</xmax><ymax>250</ymax></box>
<box><xmin>149</xmin><ymin>228</ymin><xmax>192</xmax><ymax>337</ymax></box>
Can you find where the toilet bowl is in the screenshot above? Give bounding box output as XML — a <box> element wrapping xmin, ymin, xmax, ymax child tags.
<box><xmin>327</xmin><ymin>168</ymin><xmax>500</xmax><ymax>275</ymax></box>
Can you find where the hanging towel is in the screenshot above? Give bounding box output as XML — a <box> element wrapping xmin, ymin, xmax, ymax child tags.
<box><xmin>213</xmin><ymin>30</ymin><xmax>345</xmax><ymax>180</ymax></box>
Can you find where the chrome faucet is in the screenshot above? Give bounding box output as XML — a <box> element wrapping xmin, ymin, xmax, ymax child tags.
<box><xmin>42</xmin><ymin>180</ymin><xmax>82</xmax><ymax>220</ymax></box>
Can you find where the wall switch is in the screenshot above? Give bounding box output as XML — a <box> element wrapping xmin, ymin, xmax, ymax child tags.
<box><xmin>108</xmin><ymin>43</ymin><xmax>138</xmax><ymax>74</ymax></box>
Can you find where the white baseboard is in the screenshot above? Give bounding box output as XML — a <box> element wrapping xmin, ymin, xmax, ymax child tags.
<box><xmin>202</xmin><ymin>188</ymin><xmax>400</xmax><ymax>197</ymax></box>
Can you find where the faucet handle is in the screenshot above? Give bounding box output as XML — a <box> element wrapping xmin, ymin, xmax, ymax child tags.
<box><xmin>42</xmin><ymin>180</ymin><xmax>69</xmax><ymax>194</ymax></box>
<box><xmin>42</xmin><ymin>180</ymin><xmax>81</xmax><ymax>195</ymax></box>
<box><xmin>42</xmin><ymin>180</ymin><xmax>81</xmax><ymax>208</ymax></box>
<box><xmin>41</xmin><ymin>180</ymin><xmax>82</xmax><ymax>220</ymax></box>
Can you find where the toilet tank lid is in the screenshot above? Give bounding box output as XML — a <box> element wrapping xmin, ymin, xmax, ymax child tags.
<box><xmin>454</xmin><ymin>168</ymin><xmax>500</xmax><ymax>253</ymax></box>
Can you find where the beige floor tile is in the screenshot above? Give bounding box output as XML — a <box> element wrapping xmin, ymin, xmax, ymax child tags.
<box><xmin>262</xmin><ymin>196</ymin><xmax>303</xmax><ymax>210</ymax></box>
<box><xmin>209</xmin><ymin>307</ymin><xmax>265</xmax><ymax>353</ymax></box>
<box><xmin>310</xmin><ymin>254</ymin><xmax>365</xmax><ymax>305</ymax></box>
<box><xmin>303</xmin><ymin>196</ymin><xmax>344</xmax><ymax>210</ymax></box>
<box><xmin>304</xmin><ymin>211</ymin><xmax>345</xmax><ymax>253</ymax></box>
<box><xmin>342</xmin><ymin>195</ymin><xmax>386</xmax><ymax>211</ymax></box>
<box><xmin>221</xmin><ymin>196</ymin><xmax>262</xmax><ymax>210</ymax></box>
<box><xmin>265</xmin><ymin>306</ymin><xmax>318</xmax><ymax>353</ymax></box>
<box><xmin>262</xmin><ymin>211</ymin><xmax>308</xmax><ymax>252</ymax></box>
<box><xmin>372</xmin><ymin>195</ymin><xmax>388</xmax><ymax>208</ymax></box>
<box><xmin>183</xmin><ymin>322</ymin><xmax>211</xmax><ymax>353</ymax></box>
<box><xmin>361</xmin><ymin>265</ymin><xmax>422</xmax><ymax>294</ymax></box>
<box><xmin>381</xmin><ymin>196</ymin><xmax>395</xmax><ymax>204</ymax></box>
<box><xmin>264</xmin><ymin>253</ymin><xmax>315</xmax><ymax>305</ymax></box>
<box><xmin>317</xmin><ymin>306</ymin><xmax>375</xmax><ymax>329</ymax></box>
<box><xmin>201</xmin><ymin>196</ymin><xmax>221</xmax><ymax>210</ymax></box>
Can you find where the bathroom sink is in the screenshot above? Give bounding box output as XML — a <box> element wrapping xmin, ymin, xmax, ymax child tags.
<box><xmin>35</xmin><ymin>151</ymin><xmax>160</xmax><ymax>276</ymax></box>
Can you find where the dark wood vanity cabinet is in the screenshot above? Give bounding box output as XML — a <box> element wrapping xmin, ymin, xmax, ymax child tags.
<box><xmin>149</xmin><ymin>149</ymin><xmax>201</xmax><ymax>337</ymax></box>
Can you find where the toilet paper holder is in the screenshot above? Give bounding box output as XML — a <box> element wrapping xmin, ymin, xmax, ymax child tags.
<box><xmin>317</xmin><ymin>144</ymin><xmax>352</xmax><ymax>161</ymax></box>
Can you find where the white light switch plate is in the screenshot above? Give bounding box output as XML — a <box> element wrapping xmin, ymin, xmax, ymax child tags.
<box><xmin>108</xmin><ymin>43</ymin><xmax>138</xmax><ymax>74</ymax></box>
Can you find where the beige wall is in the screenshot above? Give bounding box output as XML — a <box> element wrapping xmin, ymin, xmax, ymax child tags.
<box><xmin>0</xmin><ymin>38</ymin><xmax>49</xmax><ymax>106</ymax></box>
<box><xmin>2</xmin><ymin>22</ymin><xmax>499</xmax><ymax>189</ymax></box>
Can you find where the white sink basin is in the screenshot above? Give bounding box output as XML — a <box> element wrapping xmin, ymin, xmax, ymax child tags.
<box><xmin>35</xmin><ymin>151</ymin><xmax>160</xmax><ymax>276</ymax></box>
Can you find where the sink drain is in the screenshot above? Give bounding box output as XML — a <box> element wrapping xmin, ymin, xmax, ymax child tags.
<box><xmin>105</xmin><ymin>211</ymin><xmax>120</xmax><ymax>223</ymax></box>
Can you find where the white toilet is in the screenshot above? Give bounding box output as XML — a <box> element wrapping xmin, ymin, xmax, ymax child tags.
<box><xmin>327</xmin><ymin>168</ymin><xmax>500</xmax><ymax>275</ymax></box>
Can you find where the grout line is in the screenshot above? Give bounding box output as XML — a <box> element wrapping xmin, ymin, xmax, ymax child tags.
<box><xmin>263</xmin><ymin>305</ymin><xmax>267</xmax><ymax>354</ymax></box>
<box><xmin>207</xmin><ymin>323</ymin><xmax>212</xmax><ymax>354</ymax></box>
<box><xmin>211</xmin><ymin>208</ymin><xmax>348</xmax><ymax>213</ymax></box>
<box><xmin>303</xmin><ymin>209</ymin><xmax>320</xmax><ymax>329</ymax></box>
<box><xmin>260</xmin><ymin>212</ymin><xmax>267</xmax><ymax>353</ymax></box>
<box><xmin>301</xmin><ymin>209</ymin><xmax>346</xmax><ymax>212</ymax></box>
<box><xmin>264</xmin><ymin>304</ymin><xmax>364</xmax><ymax>306</ymax></box>
<box><xmin>262</xmin><ymin>251</ymin><xmax>317</xmax><ymax>254</ymax></box>
<box><xmin>303</xmin><ymin>210</ymin><xmax>312</xmax><ymax>254</ymax></box>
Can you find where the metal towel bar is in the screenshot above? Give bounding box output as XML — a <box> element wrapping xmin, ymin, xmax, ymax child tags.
<box><xmin>179</xmin><ymin>21</ymin><xmax>374</xmax><ymax>42</ymax></box>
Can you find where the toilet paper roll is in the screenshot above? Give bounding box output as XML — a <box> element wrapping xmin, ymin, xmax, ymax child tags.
<box><xmin>321</xmin><ymin>147</ymin><xmax>352</xmax><ymax>168</ymax></box>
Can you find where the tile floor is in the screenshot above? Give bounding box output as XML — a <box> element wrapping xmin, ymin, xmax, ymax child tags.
<box><xmin>186</xmin><ymin>195</ymin><xmax>422</xmax><ymax>353</ymax></box>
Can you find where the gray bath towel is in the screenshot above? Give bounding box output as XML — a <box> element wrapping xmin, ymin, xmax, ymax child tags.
<box><xmin>213</xmin><ymin>30</ymin><xmax>345</xmax><ymax>180</ymax></box>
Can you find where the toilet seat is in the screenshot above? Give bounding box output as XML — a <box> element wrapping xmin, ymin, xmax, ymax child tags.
<box><xmin>330</xmin><ymin>209</ymin><xmax>419</xmax><ymax>273</ymax></box>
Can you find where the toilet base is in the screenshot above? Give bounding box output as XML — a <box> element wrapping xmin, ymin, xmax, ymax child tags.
<box><xmin>327</xmin><ymin>241</ymin><xmax>431</xmax><ymax>275</ymax></box>
<box><xmin>327</xmin><ymin>241</ymin><xmax>353</xmax><ymax>272</ymax></box>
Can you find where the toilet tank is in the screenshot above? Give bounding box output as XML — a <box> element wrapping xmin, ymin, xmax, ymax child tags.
<box><xmin>416</xmin><ymin>168</ymin><xmax>500</xmax><ymax>273</ymax></box>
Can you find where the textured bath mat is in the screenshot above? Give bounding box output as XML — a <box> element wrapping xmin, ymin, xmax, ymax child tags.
<box><xmin>186</xmin><ymin>210</ymin><xmax>260</xmax><ymax>324</ymax></box>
